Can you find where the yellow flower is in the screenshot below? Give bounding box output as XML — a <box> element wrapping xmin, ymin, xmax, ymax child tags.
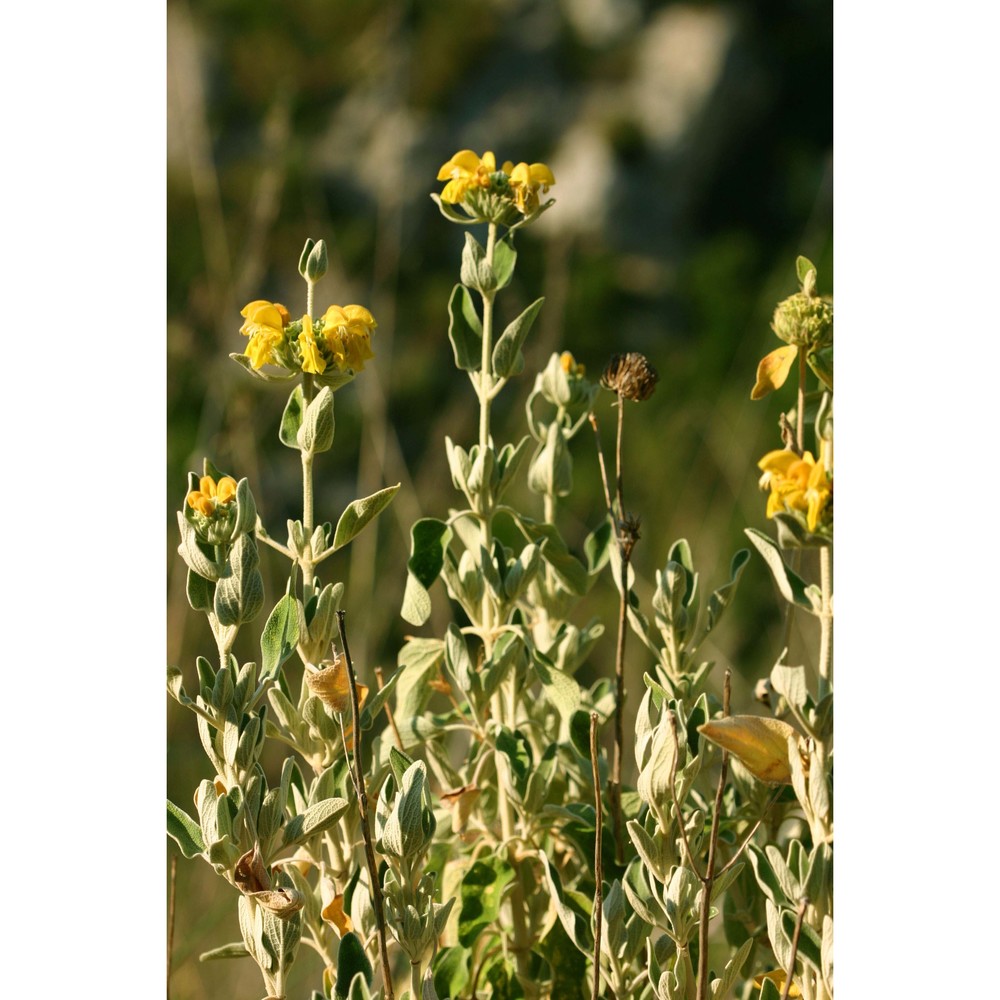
<box><xmin>321</xmin><ymin>304</ymin><xmax>376</xmax><ymax>372</ymax></box>
<box><xmin>437</xmin><ymin>150</ymin><xmax>498</xmax><ymax>204</ymax></box>
<box><xmin>298</xmin><ymin>315</ymin><xmax>327</xmax><ymax>375</ymax></box>
<box><xmin>186</xmin><ymin>475</ymin><xmax>238</xmax><ymax>517</ymax></box>
<box><xmin>507</xmin><ymin>160</ymin><xmax>555</xmax><ymax>214</ymax></box>
<box><xmin>559</xmin><ymin>351</ymin><xmax>585</xmax><ymax>376</ymax></box>
<box><xmin>240</xmin><ymin>300</ymin><xmax>289</xmax><ymax>370</ymax></box>
<box><xmin>758</xmin><ymin>443</ymin><xmax>832</xmax><ymax>532</ymax></box>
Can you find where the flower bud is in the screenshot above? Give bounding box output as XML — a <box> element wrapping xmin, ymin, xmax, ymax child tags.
<box><xmin>771</xmin><ymin>291</ymin><xmax>833</xmax><ymax>349</ymax></box>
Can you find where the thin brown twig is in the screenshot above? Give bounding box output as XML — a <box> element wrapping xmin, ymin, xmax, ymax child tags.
<box><xmin>780</xmin><ymin>898</ymin><xmax>809</xmax><ymax>1000</ymax></box>
<box><xmin>590</xmin><ymin>408</ymin><xmax>627</xmax><ymax>865</ymax></box>
<box><xmin>337</xmin><ymin>611</ymin><xmax>395</xmax><ymax>1000</ymax></box>
<box><xmin>374</xmin><ymin>665</ymin><xmax>404</xmax><ymax>751</ymax></box>
<box><xmin>589</xmin><ymin>413</ymin><xmax>614</xmax><ymax>512</ymax></box>
<box><xmin>167</xmin><ymin>854</ymin><xmax>177</xmax><ymax>1000</ymax></box>
<box><xmin>697</xmin><ymin>671</ymin><xmax>732</xmax><ymax>1000</ymax></box>
<box><xmin>590</xmin><ymin>713</ymin><xmax>605</xmax><ymax>1000</ymax></box>
<box><xmin>713</xmin><ymin>786</ymin><xmax>785</xmax><ymax>881</ymax></box>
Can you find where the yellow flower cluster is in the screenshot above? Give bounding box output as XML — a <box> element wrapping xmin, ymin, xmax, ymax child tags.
<box><xmin>239</xmin><ymin>300</ymin><xmax>377</xmax><ymax>376</ymax></box>
<box><xmin>757</xmin><ymin>443</ymin><xmax>832</xmax><ymax>533</ymax></box>
<box><xmin>437</xmin><ymin>150</ymin><xmax>555</xmax><ymax>216</ymax></box>
<box><xmin>186</xmin><ymin>475</ymin><xmax>238</xmax><ymax>517</ymax></box>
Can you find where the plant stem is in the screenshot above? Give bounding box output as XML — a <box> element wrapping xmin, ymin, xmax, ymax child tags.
<box><xmin>818</xmin><ymin>544</ymin><xmax>833</xmax><ymax>696</ymax></box>
<box><xmin>301</xmin><ymin>371</ymin><xmax>316</xmax><ymax>589</ymax></box>
<box><xmin>590</xmin><ymin>713</ymin><xmax>604</xmax><ymax>1000</ymax></box>
<box><xmin>696</xmin><ymin>671</ymin><xmax>731</xmax><ymax>1000</ymax></box>
<box><xmin>796</xmin><ymin>347</ymin><xmax>807</xmax><ymax>455</ymax></box>
<box><xmin>410</xmin><ymin>961</ymin><xmax>422</xmax><ymax>999</ymax></box>
<box><xmin>780</xmin><ymin>898</ymin><xmax>809</xmax><ymax>1000</ymax></box>
<box><xmin>337</xmin><ymin>611</ymin><xmax>395</xmax><ymax>1000</ymax></box>
<box><xmin>167</xmin><ymin>855</ymin><xmax>177</xmax><ymax>1000</ymax></box>
<box><xmin>610</xmin><ymin>395</ymin><xmax>628</xmax><ymax>865</ymax></box>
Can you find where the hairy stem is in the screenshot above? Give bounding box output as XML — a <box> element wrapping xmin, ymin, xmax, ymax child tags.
<box><xmin>337</xmin><ymin>611</ymin><xmax>395</xmax><ymax>1000</ymax></box>
<box><xmin>696</xmin><ymin>671</ymin><xmax>731</xmax><ymax>1000</ymax></box>
<box><xmin>818</xmin><ymin>544</ymin><xmax>833</xmax><ymax>696</ymax></box>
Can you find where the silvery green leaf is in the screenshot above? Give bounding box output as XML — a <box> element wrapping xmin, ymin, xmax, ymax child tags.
<box><xmin>166</xmin><ymin>665</ymin><xmax>194</xmax><ymax>708</ymax></box>
<box><xmin>281</xmin><ymin>797</ymin><xmax>349</xmax><ymax>849</ymax></box>
<box><xmin>805</xmin><ymin>842</ymin><xmax>833</xmax><ymax>915</ymax></box>
<box><xmin>279</xmin><ymin>385</ymin><xmax>305</xmax><ymax>450</ymax></box>
<box><xmin>177</xmin><ymin>514</ymin><xmax>221</xmax><ymax>581</ymax></box>
<box><xmin>234</xmin><ymin>477</ymin><xmax>258</xmax><ymax>537</ymax></box>
<box><xmin>196</xmin><ymin>713</ymin><xmax>224</xmax><ymax>773</ymax></box>
<box><xmin>765</xmin><ymin>844</ymin><xmax>801</xmax><ymax>903</ymax></box>
<box><xmin>260</xmin><ymin>592</ymin><xmax>299</xmax><ymax>681</ymax></box>
<box><xmin>256</xmin><ymin>787</ymin><xmax>284</xmax><ymax>851</ymax></box>
<box><xmin>445</xmin><ymin>436</ymin><xmax>472</xmax><ymax>499</ymax></box>
<box><xmin>332</xmin><ymin>483</ymin><xmax>401</xmax><ymax>552</ymax></box>
<box><xmin>235</xmin><ymin>714</ymin><xmax>261</xmax><ymax>770</ymax></box>
<box><xmin>460</xmin><ymin>232</ymin><xmax>494</xmax><ymax>293</ymax></box>
<box><xmin>167</xmin><ymin>800</ymin><xmax>205</xmax><ymax>858</ymax></box>
<box><xmin>780</xmin><ymin>908</ymin><xmax>823</xmax><ymax>975</ymax></box>
<box><xmin>532</xmin><ymin>650</ymin><xmax>581</xmax><ymax>721</ymax></box>
<box><xmin>708</xmin><ymin>861</ymin><xmax>745</xmax><ymax>907</ymax></box>
<box><xmin>197</xmin><ymin>941</ymin><xmax>249</xmax><ymax>961</ymax></box>
<box><xmin>302</xmin><ymin>696</ymin><xmax>339</xmax><ymax>741</ymax></box>
<box><xmin>765</xmin><ymin>899</ymin><xmax>792</xmax><ymax>971</ymax></box>
<box><xmin>492</xmin><ymin>296</ymin><xmax>544</xmax><ymax>379</ymax></box>
<box><xmin>447</xmin><ymin>284</ymin><xmax>482</xmax><ymax>372</ymax></box>
<box><xmin>627</xmin><ymin>820</ymin><xmax>666</xmax><ymax>882</ymax></box>
<box><xmin>445</xmin><ymin>624</ymin><xmax>474</xmax><ymax>693</ymax></box>
<box><xmin>637</xmin><ymin>712</ymin><xmax>678</xmax><ymax>828</ymax></box>
<box><xmin>664</xmin><ymin>866</ymin><xmax>699</xmax><ymax>939</ymax></box>
<box><xmin>402</xmin><ymin>519</ymin><xmax>453</xmax><ymax>626</ymax></box>
<box><xmin>699</xmin><ymin>548</ymin><xmax>750</xmax><ymax>641</ymax></box>
<box><xmin>539</xmin><ymin>850</ymin><xmax>592</xmax><ymax>954</ymax></box>
<box><xmin>770</xmin><ymin>663</ymin><xmax>807</xmax><ymax>711</ymax></box>
<box><xmin>186</xmin><ymin>567</ymin><xmax>215</xmax><ymax>611</ymax></box>
<box><xmin>709</xmin><ymin>936</ymin><xmax>752</xmax><ymax>998</ymax></box>
<box><xmin>745</xmin><ymin>529</ymin><xmax>819</xmax><ymax>611</ymax></box>
<box><xmin>601</xmin><ymin>879</ymin><xmax>627</xmax><ymax>957</ymax></box>
<box><xmin>517</xmin><ymin>516</ymin><xmax>589</xmax><ymax>595</ymax></box>
<box><xmin>492</xmin><ymin>234</ymin><xmax>517</xmax><ymax>289</ymax></box>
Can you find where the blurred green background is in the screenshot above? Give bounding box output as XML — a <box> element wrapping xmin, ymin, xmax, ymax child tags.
<box><xmin>167</xmin><ymin>0</ymin><xmax>831</xmax><ymax>995</ymax></box>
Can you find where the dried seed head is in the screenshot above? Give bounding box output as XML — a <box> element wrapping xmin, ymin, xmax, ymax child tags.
<box><xmin>601</xmin><ymin>352</ymin><xmax>659</xmax><ymax>401</ymax></box>
<box><xmin>234</xmin><ymin>844</ymin><xmax>271</xmax><ymax>894</ymax></box>
<box><xmin>248</xmin><ymin>886</ymin><xmax>306</xmax><ymax>919</ymax></box>
<box><xmin>305</xmin><ymin>654</ymin><xmax>352</xmax><ymax>715</ymax></box>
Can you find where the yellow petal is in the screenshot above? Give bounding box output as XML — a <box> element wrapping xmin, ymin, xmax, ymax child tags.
<box><xmin>216</xmin><ymin>477</ymin><xmax>238</xmax><ymax>504</ymax></box>
<box><xmin>757</xmin><ymin>449</ymin><xmax>799</xmax><ymax>476</ymax></box>
<box><xmin>529</xmin><ymin>162</ymin><xmax>555</xmax><ymax>187</ymax></box>
<box><xmin>753</xmin><ymin>971</ymin><xmax>802</xmax><ymax>997</ymax></box>
<box><xmin>321</xmin><ymin>894</ymin><xmax>353</xmax><ymax>936</ymax></box>
<box><xmin>480</xmin><ymin>151</ymin><xmax>496</xmax><ymax>172</ymax></box>
<box><xmin>440</xmin><ymin>177</ymin><xmax>468</xmax><ymax>203</ymax></box>
<box><xmin>343</xmin><ymin>304</ymin><xmax>376</xmax><ymax>329</ymax></box>
<box><xmin>751</xmin><ymin>345</ymin><xmax>798</xmax><ymax>400</ymax></box>
<box><xmin>698</xmin><ymin>715</ymin><xmax>804</xmax><ymax>784</ymax></box>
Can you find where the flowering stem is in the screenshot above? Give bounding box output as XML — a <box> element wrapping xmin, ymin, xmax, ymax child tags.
<box><xmin>337</xmin><ymin>611</ymin><xmax>395</xmax><ymax>1000</ymax></box>
<box><xmin>796</xmin><ymin>346</ymin><xmax>807</xmax><ymax>454</ymax></box>
<box><xmin>818</xmin><ymin>544</ymin><xmax>833</xmax><ymax>696</ymax></box>
<box><xmin>611</xmin><ymin>395</ymin><xmax>628</xmax><ymax>866</ymax></box>
<box><xmin>301</xmin><ymin>371</ymin><xmax>316</xmax><ymax>589</ymax></box>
